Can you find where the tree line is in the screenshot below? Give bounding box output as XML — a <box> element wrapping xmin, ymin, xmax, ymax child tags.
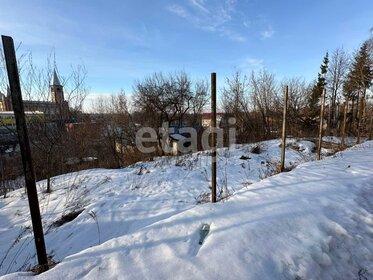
<box><xmin>222</xmin><ymin>33</ymin><xmax>373</xmax><ymax>144</ymax></box>
<box><xmin>1</xmin><ymin>30</ymin><xmax>373</xmax><ymax>193</ymax></box>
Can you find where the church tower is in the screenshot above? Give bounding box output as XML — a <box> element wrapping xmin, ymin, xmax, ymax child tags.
<box><xmin>50</xmin><ymin>69</ymin><xmax>64</xmax><ymax>104</ymax></box>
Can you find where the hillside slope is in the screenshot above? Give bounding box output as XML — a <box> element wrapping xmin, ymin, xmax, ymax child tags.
<box><xmin>1</xmin><ymin>139</ymin><xmax>372</xmax><ymax>279</ymax></box>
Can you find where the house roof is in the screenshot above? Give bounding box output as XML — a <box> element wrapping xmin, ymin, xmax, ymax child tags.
<box><xmin>201</xmin><ymin>112</ymin><xmax>224</xmax><ymax>119</ymax></box>
<box><xmin>169</xmin><ymin>133</ymin><xmax>186</xmax><ymax>141</ymax></box>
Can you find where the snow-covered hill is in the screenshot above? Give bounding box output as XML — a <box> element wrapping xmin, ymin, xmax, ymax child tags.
<box><xmin>1</xmin><ymin>139</ymin><xmax>372</xmax><ymax>279</ymax></box>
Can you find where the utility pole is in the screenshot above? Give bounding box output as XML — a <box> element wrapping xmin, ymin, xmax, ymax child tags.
<box><xmin>280</xmin><ymin>85</ymin><xmax>288</xmax><ymax>172</ymax></box>
<box><xmin>317</xmin><ymin>89</ymin><xmax>326</xmax><ymax>160</ymax></box>
<box><xmin>211</xmin><ymin>73</ymin><xmax>216</xmax><ymax>203</ymax></box>
<box><xmin>2</xmin><ymin>35</ymin><xmax>49</xmax><ymax>272</ymax></box>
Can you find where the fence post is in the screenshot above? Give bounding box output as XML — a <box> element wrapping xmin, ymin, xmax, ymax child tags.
<box><xmin>2</xmin><ymin>35</ymin><xmax>49</xmax><ymax>271</ymax></box>
<box><xmin>211</xmin><ymin>73</ymin><xmax>216</xmax><ymax>203</ymax></box>
<box><xmin>341</xmin><ymin>95</ymin><xmax>348</xmax><ymax>148</ymax></box>
<box><xmin>357</xmin><ymin>95</ymin><xmax>364</xmax><ymax>144</ymax></box>
<box><xmin>317</xmin><ymin>89</ymin><xmax>326</xmax><ymax>160</ymax></box>
<box><xmin>280</xmin><ymin>85</ymin><xmax>288</xmax><ymax>172</ymax></box>
<box><xmin>369</xmin><ymin>115</ymin><xmax>373</xmax><ymax>141</ymax></box>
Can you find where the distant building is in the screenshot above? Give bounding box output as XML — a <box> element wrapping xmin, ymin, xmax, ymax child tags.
<box><xmin>167</xmin><ymin>133</ymin><xmax>188</xmax><ymax>156</ymax></box>
<box><xmin>0</xmin><ymin>111</ymin><xmax>44</xmax><ymax>130</ymax></box>
<box><xmin>0</xmin><ymin>69</ymin><xmax>69</xmax><ymax>121</ymax></box>
<box><xmin>201</xmin><ymin>113</ymin><xmax>225</xmax><ymax>128</ymax></box>
<box><xmin>0</xmin><ymin>87</ymin><xmax>12</xmax><ymax>112</ymax></box>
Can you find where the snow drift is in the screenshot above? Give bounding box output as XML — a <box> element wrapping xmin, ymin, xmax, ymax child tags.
<box><xmin>0</xmin><ymin>139</ymin><xmax>372</xmax><ymax>279</ymax></box>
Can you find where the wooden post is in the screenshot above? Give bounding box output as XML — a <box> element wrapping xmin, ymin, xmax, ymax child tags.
<box><xmin>280</xmin><ymin>85</ymin><xmax>288</xmax><ymax>172</ymax></box>
<box><xmin>326</xmin><ymin>95</ymin><xmax>331</xmax><ymax>136</ymax></box>
<box><xmin>211</xmin><ymin>73</ymin><xmax>216</xmax><ymax>203</ymax></box>
<box><xmin>0</xmin><ymin>153</ymin><xmax>4</xmax><ymax>197</ymax></box>
<box><xmin>357</xmin><ymin>95</ymin><xmax>364</xmax><ymax>144</ymax></box>
<box><xmin>341</xmin><ymin>95</ymin><xmax>349</xmax><ymax>148</ymax></box>
<box><xmin>369</xmin><ymin>114</ymin><xmax>373</xmax><ymax>141</ymax></box>
<box><xmin>317</xmin><ymin>89</ymin><xmax>326</xmax><ymax>160</ymax></box>
<box><xmin>2</xmin><ymin>35</ymin><xmax>49</xmax><ymax>271</ymax></box>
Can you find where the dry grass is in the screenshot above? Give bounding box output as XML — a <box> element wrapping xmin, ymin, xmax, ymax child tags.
<box><xmin>50</xmin><ymin>209</ymin><xmax>84</xmax><ymax>228</ymax></box>
<box><xmin>29</xmin><ymin>257</ymin><xmax>58</xmax><ymax>274</ymax></box>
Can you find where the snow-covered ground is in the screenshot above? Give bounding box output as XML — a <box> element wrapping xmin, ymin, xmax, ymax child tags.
<box><xmin>1</xmin><ymin>139</ymin><xmax>372</xmax><ymax>279</ymax></box>
<box><xmin>322</xmin><ymin>136</ymin><xmax>366</xmax><ymax>145</ymax></box>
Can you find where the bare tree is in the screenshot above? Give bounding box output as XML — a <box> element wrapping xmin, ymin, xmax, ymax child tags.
<box><xmin>190</xmin><ymin>79</ymin><xmax>209</xmax><ymax>124</ymax></box>
<box><xmin>249</xmin><ymin>69</ymin><xmax>279</xmax><ymax>139</ymax></box>
<box><xmin>327</xmin><ymin>48</ymin><xmax>350</xmax><ymax>132</ymax></box>
<box><xmin>0</xmin><ymin>49</ymin><xmax>89</xmax><ymax>192</ymax></box>
<box><xmin>221</xmin><ymin>71</ymin><xmax>258</xmax><ymax>142</ymax></box>
<box><xmin>133</xmin><ymin>71</ymin><xmax>208</xmax><ymax>151</ymax></box>
<box><xmin>31</xmin><ymin>122</ymin><xmax>65</xmax><ymax>193</ymax></box>
<box><xmin>280</xmin><ymin>77</ymin><xmax>311</xmax><ymax>136</ymax></box>
<box><xmin>19</xmin><ymin>52</ymin><xmax>89</xmax><ymax>118</ymax></box>
<box><xmin>63</xmin><ymin>65</ymin><xmax>89</xmax><ymax>115</ymax></box>
<box><xmin>93</xmin><ymin>91</ymin><xmax>139</xmax><ymax>167</ymax></box>
<box><xmin>221</xmin><ymin>71</ymin><xmax>250</xmax><ymax>113</ymax></box>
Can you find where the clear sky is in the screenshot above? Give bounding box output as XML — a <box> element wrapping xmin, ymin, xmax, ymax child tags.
<box><xmin>1</xmin><ymin>0</ymin><xmax>373</xmax><ymax>107</ymax></box>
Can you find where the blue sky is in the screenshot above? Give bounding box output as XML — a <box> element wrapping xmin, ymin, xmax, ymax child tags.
<box><xmin>1</xmin><ymin>0</ymin><xmax>373</xmax><ymax>106</ymax></box>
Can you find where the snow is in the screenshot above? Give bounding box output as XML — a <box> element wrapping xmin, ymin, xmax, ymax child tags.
<box><xmin>81</xmin><ymin>157</ymin><xmax>98</xmax><ymax>162</ymax></box>
<box><xmin>322</xmin><ymin>136</ymin><xmax>365</xmax><ymax>145</ymax></box>
<box><xmin>0</xmin><ymin>139</ymin><xmax>372</xmax><ymax>279</ymax></box>
<box><xmin>169</xmin><ymin>133</ymin><xmax>186</xmax><ymax>141</ymax></box>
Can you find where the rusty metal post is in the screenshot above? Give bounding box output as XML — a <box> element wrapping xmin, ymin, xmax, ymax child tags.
<box><xmin>2</xmin><ymin>35</ymin><xmax>49</xmax><ymax>271</ymax></box>
<box><xmin>280</xmin><ymin>85</ymin><xmax>288</xmax><ymax>172</ymax></box>
<box><xmin>211</xmin><ymin>73</ymin><xmax>216</xmax><ymax>203</ymax></box>
<box><xmin>317</xmin><ymin>89</ymin><xmax>326</xmax><ymax>160</ymax></box>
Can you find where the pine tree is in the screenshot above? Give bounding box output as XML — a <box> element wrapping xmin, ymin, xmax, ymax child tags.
<box><xmin>308</xmin><ymin>52</ymin><xmax>329</xmax><ymax>118</ymax></box>
<box><xmin>344</xmin><ymin>42</ymin><xmax>373</xmax><ymax>96</ymax></box>
<box><xmin>343</xmin><ymin>41</ymin><xmax>373</xmax><ymax>139</ymax></box>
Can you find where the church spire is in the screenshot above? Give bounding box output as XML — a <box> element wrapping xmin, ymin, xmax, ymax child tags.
<box><xmin>50</xmin><ymin>68</ymin><xmax>64</xmax><ymax>104</ymax></box>
<box><xmin>51</xmin><ymin>69</ymin><xmax>62</xmax><ymax>86</ymax></box>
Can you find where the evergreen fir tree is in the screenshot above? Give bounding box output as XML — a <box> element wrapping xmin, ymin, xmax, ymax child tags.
<box><xmin>344</xmin><ymin>42</ymin><xmax>373</xmax><ymax>96</ymax></box>
<box><xmin>343</xmin><ymin>41</ymin><xmax>373</xmax><ymax>136</ymax></box>
<box><xmin>308</xmin><ymin>52</ymin><xmax>329</xmax><ymax>118</ymax></box>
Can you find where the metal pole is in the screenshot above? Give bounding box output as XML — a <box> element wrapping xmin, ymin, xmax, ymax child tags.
<box><xmin>280</xmin><ymin>85</ymin><xmax>288</xmax><ymax>172</ymax></box>
<box><xmin>211</xmin><ymin>73</ymin><xmax>216</xmax><ymax>203</ymax></box>
<box><xmin>2</xmin><ymin>35</ymin><xmax>49</xmax><ymax>271</ymax></box>
<box><xmin>317</xmin><ymin>89</ymin><xmax>326</xmax><ymax>160</ymax></box>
